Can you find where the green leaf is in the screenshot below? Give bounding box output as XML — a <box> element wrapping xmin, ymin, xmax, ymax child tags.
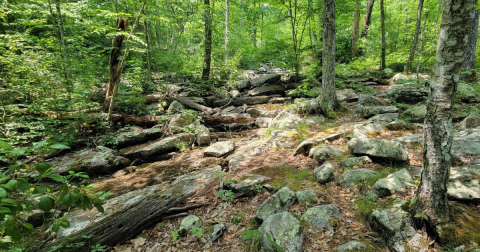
<box><xmin>22</xmin><ymin>223</ymin><xmax>33</xmax><ymax>229</ymax></box>
<box><xmin>423</xmin><ymin>215</ymin><xmax>429</xmax><ymax>221</ymax></box>
<box><xmin>0</xmin><ymin>207</ymin><xmax>11</xmax><ymax>213</ymax></box>
<box><xmin>46</xmin><ymin>174</ymin><xmax>66</xmax><ymax>183</ymax></box>
<box><xmin>50</xmin><ymin>144</ymin><xmax>70</xmax><ymax>150</ymax></box>
<box><xmin>35</xmin><ymin>162</ymin><xmax>52</xmax><ymax>175</ymax></box>
<box><xmin>52</xmin><ymin>223</ymin><xmax>60</xmax><ymax>232</ymax></box>
<box><xmin>3</xmin><ymin>180</ymin><xmax>19</xmax><ymax>191</ymax></box>
<box><xmin>0</xmin><ymin>188</ymin><xmax>6</xmax><ymax>198</ymax></box>
<box><xmin>0</xmin><ymin>141</ymin><xmax>13</xmax><ymax>150</ymax></box>
<box><xmin>414</xmin><ymin>213</ymin><xmax>422</xmax><ymax>218</ymax></box>
<box><xmin>60</xmin><ymin>221</ymin><xmax>70</xmax><ymax>228</ymax></box>
<box><xmin>94</xmin><ymin>202</ymin><xmax>104</xmax><ymax>213</ymax></box>
<box><xmin>62</xmin><ymin>194</ymin><xmax>77</xmax><ymax>205</ymax></box>
<box><xmin>0</xmin><ymin>198</ymin><xmax>18</xmax><ymax>207</ymax></box>
<box><xmin>38</xmin><ymin>196</ymin><xmax>55</xmax><ymax>212</ymax></box>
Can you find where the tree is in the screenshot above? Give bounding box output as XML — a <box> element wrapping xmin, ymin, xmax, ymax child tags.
<box><xmin>412</xmin><ymin>0</ymin><xmax>475</xmax><ymax>230</ymax></box>
<box><xmin>380</xmin><ymin>0</ymin><xmax>386</xmax><ymax>70</ymax></box>
<box><xmin>225</xmin><ymin>0</ymin><xmax>229</xmax><ymax>62</ymax></box>
<box><xmin>202</xmin><ymin>0</ymin><xmax>212</xmax><ymax>80</ymax></box>
<box><xmin>361</xmin><ymin>0</ymin><xmax>375</xmax><ymax>37</ymax></box>
<box><xmin>415</xmin><ymin>11</ymin><xmax>429</xmax><ymax>80</ymax></box>
<box><xmin>352</xmin><ymin>1</ymin><xmax>360</xmax><ymax>58</ymax></box>
<box><xmin>406</xmin><ymin>0</ymin><xmax>424</xmax><ymax>73</ymax></box>
<box><xmin>321</xmin><ymin>0</ymin><xmax>338</xmax><ymax>113</ymax></box>
<box><xmin>462</xmin><ymin>0</ymin><xmax>479</xmax><ymax>81</ymax></box>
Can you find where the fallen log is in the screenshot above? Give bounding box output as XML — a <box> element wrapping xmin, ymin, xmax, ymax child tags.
<box><xmin>174</xmin><ymin>95</ymin><xmax>220</xmax><ymax>115</ymax></box>
<box><xmin>204</xmin><ymin>115</ymin><xmax>254</xmax><ymax>125</ymax></box>
<box><xmin>111</xmin><ymin>114</ymin><xmax>163</xmax><ymax>127</ymax></box>
<box><xmin>143</xmin><ymin>93</ymin><xmax>162</xmax><ymax>104</ymax></box>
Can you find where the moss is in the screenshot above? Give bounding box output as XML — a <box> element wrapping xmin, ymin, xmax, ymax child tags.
<box><xmin>438</xmin><ymin>202</ymin><xmax>480</xmax><ymax>249</ymax></box>
<box><xmin>355</xmin><ymin>196</ymin><xmax>378</xmax><ymax>223</ymax></box>
<box><xmin>328</xmin><ymin>217</ymin><xmax>342</xmax><ymax>229</ymax></box>
<box><xmin>250</xmin><ymin>164</ymin><xmax>317</xmax><ymax>191</ymax></box>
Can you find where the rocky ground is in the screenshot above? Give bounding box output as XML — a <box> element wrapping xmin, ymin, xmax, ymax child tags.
<box><xmin>21</xmin><ymin>67</ymin><xmax>480</xmax><ymax>252</ymax></box>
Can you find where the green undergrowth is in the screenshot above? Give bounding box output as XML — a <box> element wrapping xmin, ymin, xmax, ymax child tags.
<box><xmin>438</xmin><ymin>202</ymin><xmax>480</xmax><ymax>250</ymax></box>
<box><xmin>250</xmin><ymin>164</ymin><xmax>317</xmax><ymax>191</ymax></box>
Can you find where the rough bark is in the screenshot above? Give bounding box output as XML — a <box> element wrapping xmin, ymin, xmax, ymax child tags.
<box><xmin>406</xmin><ymin>0</ymin><xmax>424</xmax><ymax>73</ymax></box>
<box><xmin>54</xmin><ymin>0</ymin><xmax>68</xmax><ymax>77</ymax></box>
<box><xmin>144</xmin><ymin>18</ymin><xmax>152</xmax><ymax>82</ymax></box>
<box><xmin>352</xmin><ymin>1</ymin><xmax>360</xmax><ymax>58</ymax></box>
<box><xmin>462</xmin><ymin>0</ymin><xmax>479</xmax><ymax>81</ymax></box>
<box><xmin>111</xmin><ymin>114</ymin><xmax>163</xmax><ymax>127</ymax></box>
<box><xmin>361</xmin><ymin>0</ymin><xmax>375</xmax><ymax>37</ymax></box>
<box><xmin>413</xmin><ymin>0</ymin><xmax>475</xmax><ymax>230</ymax></box>
<box><xmin>416</xmin><ymin>11</ymin><xmax>429</xmax><ymax>79</ymax></box>
<box><xmin>321</xmin><ymin>0</ymin><xmax>338</xmax><ymax>112</ymax></box>
<box><xmin>174</xmin><ymin>96</ymin><xmax>220</xmax><ymax>115</ymax></box>
<box><xmin>225</xmin><ymin>0</ymin><xmax>229</xmax><ymax>62</ymax></box>
<box><xmin>380</xmin><ymin>0</ymin><xmax>386</xmax><ymax>70</ymax></box>
<box><xmin>104</xmin><ymin>17</ymin><xmax>128</xmax><ymax>110</ymax></box>
<box><xmin>202</xmin><ymin>0</ymin><xmax>212</xmax><ymax>80</ymax></box>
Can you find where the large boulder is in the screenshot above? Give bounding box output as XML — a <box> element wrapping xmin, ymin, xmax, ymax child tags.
<box><xmin>315</xmin><ymin>162</ymin><xmax>335</xmax><ymax>184</ymax></box>
<box><xmin>258</xmin><ymin>212</ymin><xmax>304</xmax><ymax>252</ymax></box>
<box><xmin>251</xmin><ymin>74</ymin><xmax>282</xmax><ymax>87</ymax></box>
<box><xmin>338</xmin><ymin>169</ymin><xmax>379</xmax><ymax>188</ymax></box>
<box><xmin>387</xmin><ymin>87</ymin><xmax>429</xmax><ymax>104</ymax></box>
<box><xmin>335</xmin><ymin>241</ymin><xmax>367</xmax><ymax>252</ymax></box>
<box><xmin>204</xmin><ymin>141</ymin><xmax>235</xmax><ymax>157</ymax></box>
<box><xmin>225</xmin><ymin>173</ymin><xmax>270</xmax><ymax>197</ymax></box>
<box><xmin>358</xmin><ymin>94</ymin><xmax>387</xmax><ymax>106</ymax></box>
<box><xmin>447</xmin><ymin>165</ymin><xmax>480</xmax><ymax>201</ymax></box>
<box><xmin>101</xmin><ymin>127</ymin><xmax>163</xmax><ymax>149</ymax></box>
<box><xmin>292</xmin><ymin>98</ymin><xmax>321</xmax><ymax>114</ymax></box>
<box><xmin>167</xmin><ymin>100</ymin><xmax>185</xmax><ymax>113</ymax></box>
<box><xmin>233</xmin><ymin>79</ymin><xmax>251</xmax><ymax>92</ymax></box>
<box><xmin>189</xmin><ymin>120</ymin><xmax>211</xmax><ymax>146</ymax></box>
<box><xmin>120</xmin><ymin>133</ymin><xmax>196</xmax><ymax>161</ymax></box>
<box><xmin>368</xmin><ymin>113</ymin><xmax>399</xmax><ymax>124</ymax></box>
<box><xmin>269</xmin><ymin>111</ymin><xmax>304</xmax><ymax>129</ymax></box>
<box><xmin>361</xmin><ymin>106</ymin><xmax>399</xmax><ymax>119</ymax></box>
<box><xmin>370</xmin><ymin>169</ymin><xmax>414</xmax><ymax>198</ymax></box>
<box><xmin>391</xmin><ymin>73</ymin><xmax>408</xmax><ymax>83</ymax></box>
<box><xmin>337</xmin><ymin>89</ymin><xmax>359</xmax><ymax>103</ymax></box>
<box><xmin>402</xmin><ymin>105</ymin><xmax>426</xmax><ymax>123</ymax></box>
<box><xmin>295</xmin><ymin>190</ymin><xmax>318</xmax><ymax>206</ymax></box>
<box><xmin>339</xmin><ymin>156</ymin><xmax>372</xmax><ymax>168</ymax></box>
<box><xmin>301</xmin><ymin>204</ymin><xmax>343</xmax><ymax>230</ymax></box>
<box><xmin>348</xmin><ymin>138</ymin><xmax>409</xmax><ymax>162</ymax></box>
<box><xmin>227</xmin><ymin>139</ymin><xmax>267</xmax><ymax>171</ymax></box>
<box><xmin>309</xmin><ymin>145</ymin><xmax>343</xmax><ymax>162</ymax></box>
<box><xmin>168</xmin><ymin>113</ymin><xmax>195</xmax><ymax>133</ymax></box>
<box><xmin>248</xmin><ymin>85</ymin><xmax>285</xmax><ymax>96</ymax></box>
<box><xmin>451</xmin><ymin>128</ymin><xmax>480</xmax><ymax>165</ymax></box>
<box><xmin>393</xmin><ymin>134</ymin><xmax>423</xmax><ymax>146</ymax></box>
<box><xmin>50</xmin><ymin>146</ymin><xmax>130</xmax><ymax>176</ymax></box>
<box><xmin>255</xmin><ymin>187</ymin><xmax>296</xmax><ymax>222</ymax></box>
<box><xmin>368</xmin><ymin>206</ymin><xmax>417</xmax><ymax>252</ymax></box>
<box><xmin>457</xmin><ymin>114</ymin><xmax>480</xmax><ymax>130</ymax></box>
<box><xmin>351</xmin><ymin>123</ymin><xmax>384</xmax><ymax>138</ymax></box>
<box><xmin>457</xmin><ymin>83</ymin><xmax>478</xmax><ymax>103</ymax></box>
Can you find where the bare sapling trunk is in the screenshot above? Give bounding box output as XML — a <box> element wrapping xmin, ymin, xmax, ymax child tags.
<box><xmin>406</xmin><ymin>0</ymin><xmax>424</xmax><ymax>73</ymax></box>
<box><xmin>321</xmin><ymin>0</ymin><xmax>338</xmax><ymax>113</ymax></box>
<box><xmin>462</xmin><ymin>0</ymin><xmax>479</xmax><ymax>82</ymax></box>
<box><xmin>415</xmin><ymin>11</ymin><xmax>429</xmax><ymax>82</ymax></box>
<box><xmin>380</xmin><ymin>0</ymin><xmax>386</xmax><ymax>70</ymax></box>
<box><xmin>361</xmin><ymin>0</ymin><xmax>375</xmax><ymax>37</ymax></box>
<box><xmin>352</xmin><ymin>1</ymin><xmax>360</xmax><ymax>58</ymax></box>
<box><xmin>413</xmin><ymin>0</ymin><xmax>475</xmax><ymax>232</ymax></box>
<box><xmin>202</xmin><ymin>0</ymin><xmax>212</xmax><ymax>80</ymax></box>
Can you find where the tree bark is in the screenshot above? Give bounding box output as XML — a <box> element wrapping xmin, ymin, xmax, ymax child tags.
<box><xmin>174</xmin><ymin>96</ymin><xmax>219</xmax><ymax>115</ymax></box>
<box><xmin>352</xmin><ymin>1</ymin><xmax>360</xmax><ymax>58</ymax></box>
<box><xmin>361</xmin><ymin>0</ymin><xmax>375</xmax><ymax>37</ymax></box>
<box><xmin>144</xmin><ymin>18</ymin><xmax>152</xmax><ymax>83</ymax></box>
<box><xmin>416</xmin><ymin>11</ymin><xmax>429</xmax><ymax>80</ymax></box>
<box><xmin>380</xmin><ymin>0</ymin><xmax>386</xmax><ymax>70</ymax></box>
<box><xmin>321</xmin><ymin>0</ymin><xmax>338</xmax><ymax>113</ymax></box>
<box><xmin>462</xmin><ymin>0</ymin><xmax>479</xmax><ymax>81</ymax></box>
<box><xmin>413</xmin><ymin>0</ymin><xmax>475</xmax><ymax>230</ymax></box>
<box><xmin>104</xmin><ymin>17</ymin><xmax>128</xmax><ymax>110</ymax></box>
<box><xmin>54</xmin><ymin>0</ymin><xmax>68</xmax><ymax>79</ymax></box>
<box><xmin>202</xmin><ymin>0</ymin><xmax>212</xmax><ymax>80</ymax></box>
<box><xmin>225</xmin><ymin>0</ymin><xmax>229</xmax><ymax>62</ymax></box>
<box><xmin>406</xmin><ymin>0</ymin><xmax>424</xmax><ymax>73</ymax></box>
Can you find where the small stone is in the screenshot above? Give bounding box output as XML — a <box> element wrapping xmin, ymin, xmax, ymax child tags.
<box><xmin>339</xmin><ymin>156</ymin><xmax>372</xmax><ymax>168</ymax></box>
<box><xmin>255</xmin><ymin>187</ymin><xmax>296</xmax><ymax>222</ymax></box>
<box><xmin>348</xmin><ymin>138</ymin><xmax>409</xmax><ymax>162</ymax></box>
<box><xmin>204</xmin><ymin>141</ymin><xmax>235</xmax><ymax>157</ymax></box>
<box><xmin>208</xmin><ymin>223</ymin><xmax>226</xmax><ymax>241</ymax></box>
<box><xmin>315</xmin><ymin>162</ymin><xmax>334</xmax><ymax>184</ymax></box>
<box><xmin>301</xmin><ymin>204</ymin><xmax>343</xmax><ymax>230</ymax></box>
<box><xmin>339</xmin><ymin>169</ymin><xmax>379</xmax><ymax>188</ymax></box>
<box><xmin>335</xmin><ymin>241</ymin><xmax>367</xmax><ymax>252</ymax></box>
<box><xmin>179</xmin><ymin>215</ymin><xmax>203</xmax><ymax>235</ymax></box>
<box><xmin>309</xmin><ymin>145</ymin><xmax>342</xmax><ymax>162</ymax></box>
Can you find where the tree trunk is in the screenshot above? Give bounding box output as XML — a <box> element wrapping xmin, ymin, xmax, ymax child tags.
<box><xmin>434</xmin><ymin>0</ymin><xmax>442</xmax><ymax>29</ymax></box>
<box><xmin>321</xmin><ymin>0</ymin><xmax>338</xmax><ymax>113</ymax></box>
<box><xmin>54</xmin><ymin>0</ymin><xmax>68</xmax><ymax>80</ymax></box>
<box><xmin>225</xmin><ymin>0</ymin><xmax>229</xmax><ymax>62</ymax></box>
<box><xmin>462</xmin><ymin>0</ymin><xmax>479</xmax><ymax>81</ymax></box>
<box><xmin>253</xmin><ymin>0</ymin><xmax>257</xmax><ymax>47</ymax></box>
<box><xmin>380</xmin><ymin>0</ymin><xmax>386</xmax><ymax>70</ymax></box>
<box><xmin>416</xmin><ymin>11</ymin><xmax>429</xmax><ymax>80</ymax></box>
<box><xmin>144</xmin><ymin>19</ymin><xmax>152</xmax><ymax>83</ymax></box>
<box><xmin>104</xmin><ymin>17</ymin><xmax>128</xmax><ymax>110</ymax></box>
<box><xmin>406</xmin><ymin>0</ymin><xmax>424</xmax><ymax>73</ymax></box>
<box><xmin>413</xmin><ymin>0</ymin><xmax>475</xmax><ymax>231</ymax></box>
<box><xmin>202</xmin><ymin>0</ymin><xmax>212</xmax><ymax>80</ymax></box>
<box><xmin>352</xmin><ymin>1</ymin><xmax>360</xmax><ymax>58</ymax></box>
<box><xmin>361</xmin><ymin>0</ymin><xmax>375</xmax><ymax>37</ymax></box>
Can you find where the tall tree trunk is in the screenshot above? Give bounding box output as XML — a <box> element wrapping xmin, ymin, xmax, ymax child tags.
<box><xmin>225</xmin><ymin>0</ymin><xmax>229</xmax><ymax>63</ymax></box>
<box><xmin>321</xmin><ymin>0</ymin><xmax>338</xmax><ymax>113</ymax></box>
<box><xmin>352</xmin><ymin>1</ymin><xmax>360</xmax><ymax>58</ymax></box>
<box><xmin>253</xmin><ymin>0</ymin><xmax>257</xmax><ymax>47</ymax></box>
<box><xmin>55</xmin><ymin>0</ymin><xmax>68</xmax><ymax>76</ymax></box>
<box><xmin>202</xmin><ymin>0</ymin><xmax>212</xmax><ymax>80</ymax></box>
<box><xmin>416</xmin><ymin>11</ymin><xmax>429</xmax><ymax>81</ymax></box>
<box><xmin>434</xmin><ymin>0</ymin><xmax>442</xmax><ymax>29</ymax></box>
<box><xmin>406</xmin><ymin>0</ymin><xmax>424</xmax><ymax>73</ymax></box>
<box><xmin>144</xmin><ymin>19</ymin><xmax>152</xmax><ymax>82</ymax></box>
<box><xmin>104</xmin><ymin>17</ymin><xmax>128</xmax><ymax>110</ymax></box>
<box><xmin>361</xmin><ymin>0</ymin><xmax>375</xmax><ymax>37</ymax></box>
<box><xmin>413</xmin><ymin>0</ymin><xmax>475</xmax><ymax>231</ymax></box>
<box><xmin>380</xmin><ymin>0</ymin><xmax>386</xmax><ymax>70</ymax></box>
<box><xmin>462</xmin><ymin>0</ymin><xmax>479</xmax><ymax>81</ymax></box>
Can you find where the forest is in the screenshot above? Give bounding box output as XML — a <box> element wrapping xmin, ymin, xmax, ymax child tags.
<box><xmin>1</xmin><ymin>0</ymin><xmax>480</xmax><ymax>251</ymax></box>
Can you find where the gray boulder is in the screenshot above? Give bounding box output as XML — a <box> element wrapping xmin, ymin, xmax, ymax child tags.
<box><xmin>255</xmin><ymin>187</ymin><xmax>296</xmax><ymax>222</ymax></box>
<box><xmin>348</xmin><ymin>138</ymin><xmax>409</xmax><ymax>162</ymax></box>
<box><xmin>394</xmin><ymin>134</ymin><xmax>423</xmax><ymax>146</ymax></box>
<box><xmin>337</xmin><ymin>89</ymin><xmax>359</xmax><ymax>103</ymax></box>
<box><xmin>189</xmin><ymin>120</ymin><xmax>211</xmax><ymax>146</ymax></box>
<box><xmin>167</xmin><ymin>100</ymin><xmax>185</xmax><ymax>113</ymax></box>
<box><xmin>251</xmin><ymin>74</ymin><xmax>282</xmax><ymax>87</ymax></box>
<box><xmin>208</xmin><ymin>223</ymin><xmax>226</xmax><ymax>241</ymax></box>
<box><xmin>120</xmin><ymin>133</ymin><xmax>195</xmax><ymax>161</ymax></box>
<box><xmin>451</xmin><ymin>128</ymin><xmax>480</xmax><ymax>165</ymax></box>
<box><xmin>352</xmin><ymin>123</ymin><xmax>384</xmax><ymax>138</ymax></box>
<box><xmin>295</xmin><ymin>190</ymin><xmax>318</xmax><ymax>206</ymax></box>
<box><xmin>339</xmin><ymin>169</ymin><xmax>379</xmax><ymax>188</ymax></box>
<box><xmin>101</xmin><ymin>127</ymin><xmax>163</xmax><ymax>149</ymax></box>
<box><xmin>267</xmin><ymin>130</ymin><xmax>301</xmax><ymax>149</ymax></box>
<box><xmin>358</xmin><ymin>94</ymin><xmax>386</xmax><ymax>106</ymax></box>
<box><xmin>309</xmin><ymin>145</ymin><xmax>343</xmax><ymax>162</ymax></box>
<box><xmin>335</xmin><ymin>241</ymin><xmax>367</xmax><ymax>252</ymax></box>
<box><xmin>168</xmin><ymin>113</ymin><xmax>195</xmax><ymax>133</ymax></box>
<box><xmin>293</xmin><ymin>98</ymin><xmax>320</xmax><ymax>114</ymax></box>
<box><xmin>225</xmin><ymin>173</ymin><xmax>270</xmax><ymax>197</ymax></box>
<box><xmin>204</xmin><ymin>141</ymin><xmax>235</xmax><ymax>157</ymax></box>
<box><xmin>227</xmin><ymin>139</ymin><xmax>267</xmax><ymax>171</ymax></box>
<box><xmin>256</xmin><ymin>117</ymin><xmax>273</xmax><ymax>128</ymax></box>
<box><xmin>403</xmin><ymin>105</ymin><xmax>426</xmax><ymax>123</ymax></box>
<box><xmin>457</xmin><ymin>114</ymin><xmax>480</xmax><ymax>130</ymax></box>
<box><xmin>388</xmin><ymin>87</ymin><xmax>428</xmax><ymax>104</ymax></box>
<box><xmin>386</xmin><ymin>119</ymin><xmax>410</xmax><ymax>130</ymax></box>
<box><xmin>301</xmin><ymin>204</ymin><xmax>343</xmax><ymax>230</ymax></box>
<box><xmin>371</xmin><ymin>169</ymin><xmax>414</xmax><ymax>198</ymax></box>
<box><xmin>179</xmin><ymin>215</ymin><xmax>203</xmax><ymax>235</ymax></box>
<box><xmin>339</xmin><ymin>156</ymin><xmax>372</xmax><ymax>168</ymax></box>
<box><xmin>447</xmin><ymin>165</ymin><xmax>480</xmax><ymax>201</ymax></box>
<box><xmin>391</xmin><ymin>73</ymin><xmax>408</xmax><ymax>83</ymax></box>
<box><xmin>248</xmin><ymin>85</ymin><xmax>285</xmax><ymax>96</ymax></box>
<box><xmin>269</xmin><ymin>111</ymin><xmax>304</xmax><ymax>129</ymax></box>
<box><xmin>51</xmin><ymin>146</ymin><xmax>130</xmax><ymax>176</ymax></box>
<box><xmin>233</xmin><ymin>79</ymin><xmax>251</xmax><ymax>92</ymax></box>
<box><xmin>258</xmin><ymin>212</ymin><xmax>304</xmax><ymax>252</ymax></box>
<box><xmin>316</xmin><ymin>162</ymin><xmax>335</xmax><ymax>184</ymax></box>
<box><xmin>361</xmin><ymin>106</ymin><xmax>399</xmax><ymax>119</ymax></box>
<box><xmin>457</xmin><ymin>83</ymin><xmax>478</xmax><ymax>103</ymax></box>
<box><xmin>368</xmin><ymin>113</ymin><xmax>399</xmax><ymax>124</ymax></box>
